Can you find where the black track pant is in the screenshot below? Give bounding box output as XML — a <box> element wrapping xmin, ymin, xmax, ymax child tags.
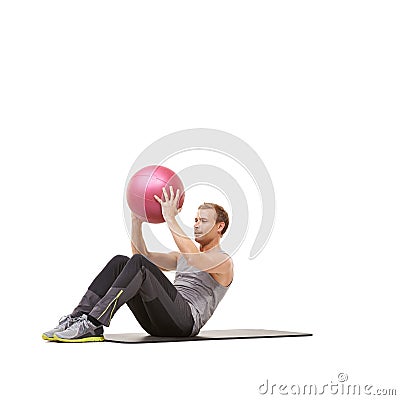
<box><xmin>71</xmin><ymin>254</ymin><xmax>194</xmax><ymax>337</ymax></box>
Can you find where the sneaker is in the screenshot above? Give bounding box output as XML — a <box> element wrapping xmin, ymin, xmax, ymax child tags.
<box><xmin>42</xmin><ymin>314</ymin><xmax>81</xmax><ymax>341</ymax></box>
<box><xmin>53</xmin><ymin>314</ymin><xmax>104</xmax><ymax>343</ymax></box>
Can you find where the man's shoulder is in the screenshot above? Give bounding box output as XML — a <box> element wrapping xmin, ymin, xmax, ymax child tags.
<box><xmin>208</xmin><ymin>249</ymin><xmax>233</xmax><ymax>270</ymax></box>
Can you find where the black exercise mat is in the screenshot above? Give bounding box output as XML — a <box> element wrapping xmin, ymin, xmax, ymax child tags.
<box><xmin>104</xmin><ymin>329</ymin><xmax>312</xmax><ymax>343</ymax></box>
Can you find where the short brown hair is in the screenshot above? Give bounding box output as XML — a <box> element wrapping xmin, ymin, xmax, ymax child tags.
<box><xmin>198</xmin><ymin>202</ymin><xmax>229</xmax><ymax>236</ymax></box>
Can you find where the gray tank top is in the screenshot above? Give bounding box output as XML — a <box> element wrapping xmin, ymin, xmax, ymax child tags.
<box><xmin>173</xmin><ymin>249</ymin><xmax>233</xmax><ymax>336</ymax></box>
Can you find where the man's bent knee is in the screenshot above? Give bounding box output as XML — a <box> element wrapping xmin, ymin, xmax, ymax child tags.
<box><xmin>111</xmin><ymin>254</ymin><xmax>130</xmax><ymax>263</ymax></box>
<box><xmin>130</xmin><ymin>254</ymin><xmax>144</xmax><ymax>262</ymax></box>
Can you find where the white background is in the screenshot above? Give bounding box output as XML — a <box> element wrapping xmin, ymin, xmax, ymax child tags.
<box><xmin>1</xmin><ymin>1</ymin><xmax>399</xmax><ymax>399</ymax></box>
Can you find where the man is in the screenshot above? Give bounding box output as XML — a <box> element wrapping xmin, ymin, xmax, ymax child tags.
<box><xmin>42</xmin><ymin>186</ymin><xmax>234</xmax><ymax>342</ymax></box>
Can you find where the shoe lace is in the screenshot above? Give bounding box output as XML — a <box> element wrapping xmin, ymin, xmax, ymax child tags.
<box><xmin>58</xmin><ymin>314</ymin><xmax>80</xmax><ymax>325</ymax></box>
<box><xmin>63</xmin><ymin>315</ymin><xmax>91</xmax><ymax>335</ymax></box>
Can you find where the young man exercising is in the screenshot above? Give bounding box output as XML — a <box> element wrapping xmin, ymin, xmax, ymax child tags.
<box><xmin>42</xmin><ymin>186</ymin><xmax>234</xmax><ymax>342</ymax></box>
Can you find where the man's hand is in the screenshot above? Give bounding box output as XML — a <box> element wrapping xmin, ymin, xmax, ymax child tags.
<box><xmin>154</xmin><ymin>186</ymin><xmax>198</xmax><ymax>257</ymax></box>
<box><xmin>154</xmin><ymin>186</ymin><xmax>182</xmax><ymax>222</ymax></box>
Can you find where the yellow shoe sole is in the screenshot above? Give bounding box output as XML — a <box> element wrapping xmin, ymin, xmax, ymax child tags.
<box><xmin>42</xmin><ymin>334</ymin><xmax>57</xmax><ymax>341</ymax></box>
<box><xmin>53</xmin><ymin>334</ymin><xmax>104</xmax><ymax>343</ymax></box>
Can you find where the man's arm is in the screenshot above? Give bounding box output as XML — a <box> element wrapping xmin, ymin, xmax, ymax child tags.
<box><xmin>165</xmin><ymin>216</ymin><xmax>231</xmax><ymax>273</ymax></box>
<box><xmin>131</xmin><ymin>214</ymin><xmax>178</xmax><ymax>271</ymax></box>
<box><xmin>153</xmin><ymin>187</ymin><xmax>231</xmax><ymax>273</ymax></box>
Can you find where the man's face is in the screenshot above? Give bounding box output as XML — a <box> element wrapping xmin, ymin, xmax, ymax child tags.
<box><xmin>193</xmin><ymin>208</ymin><xmax>222</xmax><ymax>243</ymax></box>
